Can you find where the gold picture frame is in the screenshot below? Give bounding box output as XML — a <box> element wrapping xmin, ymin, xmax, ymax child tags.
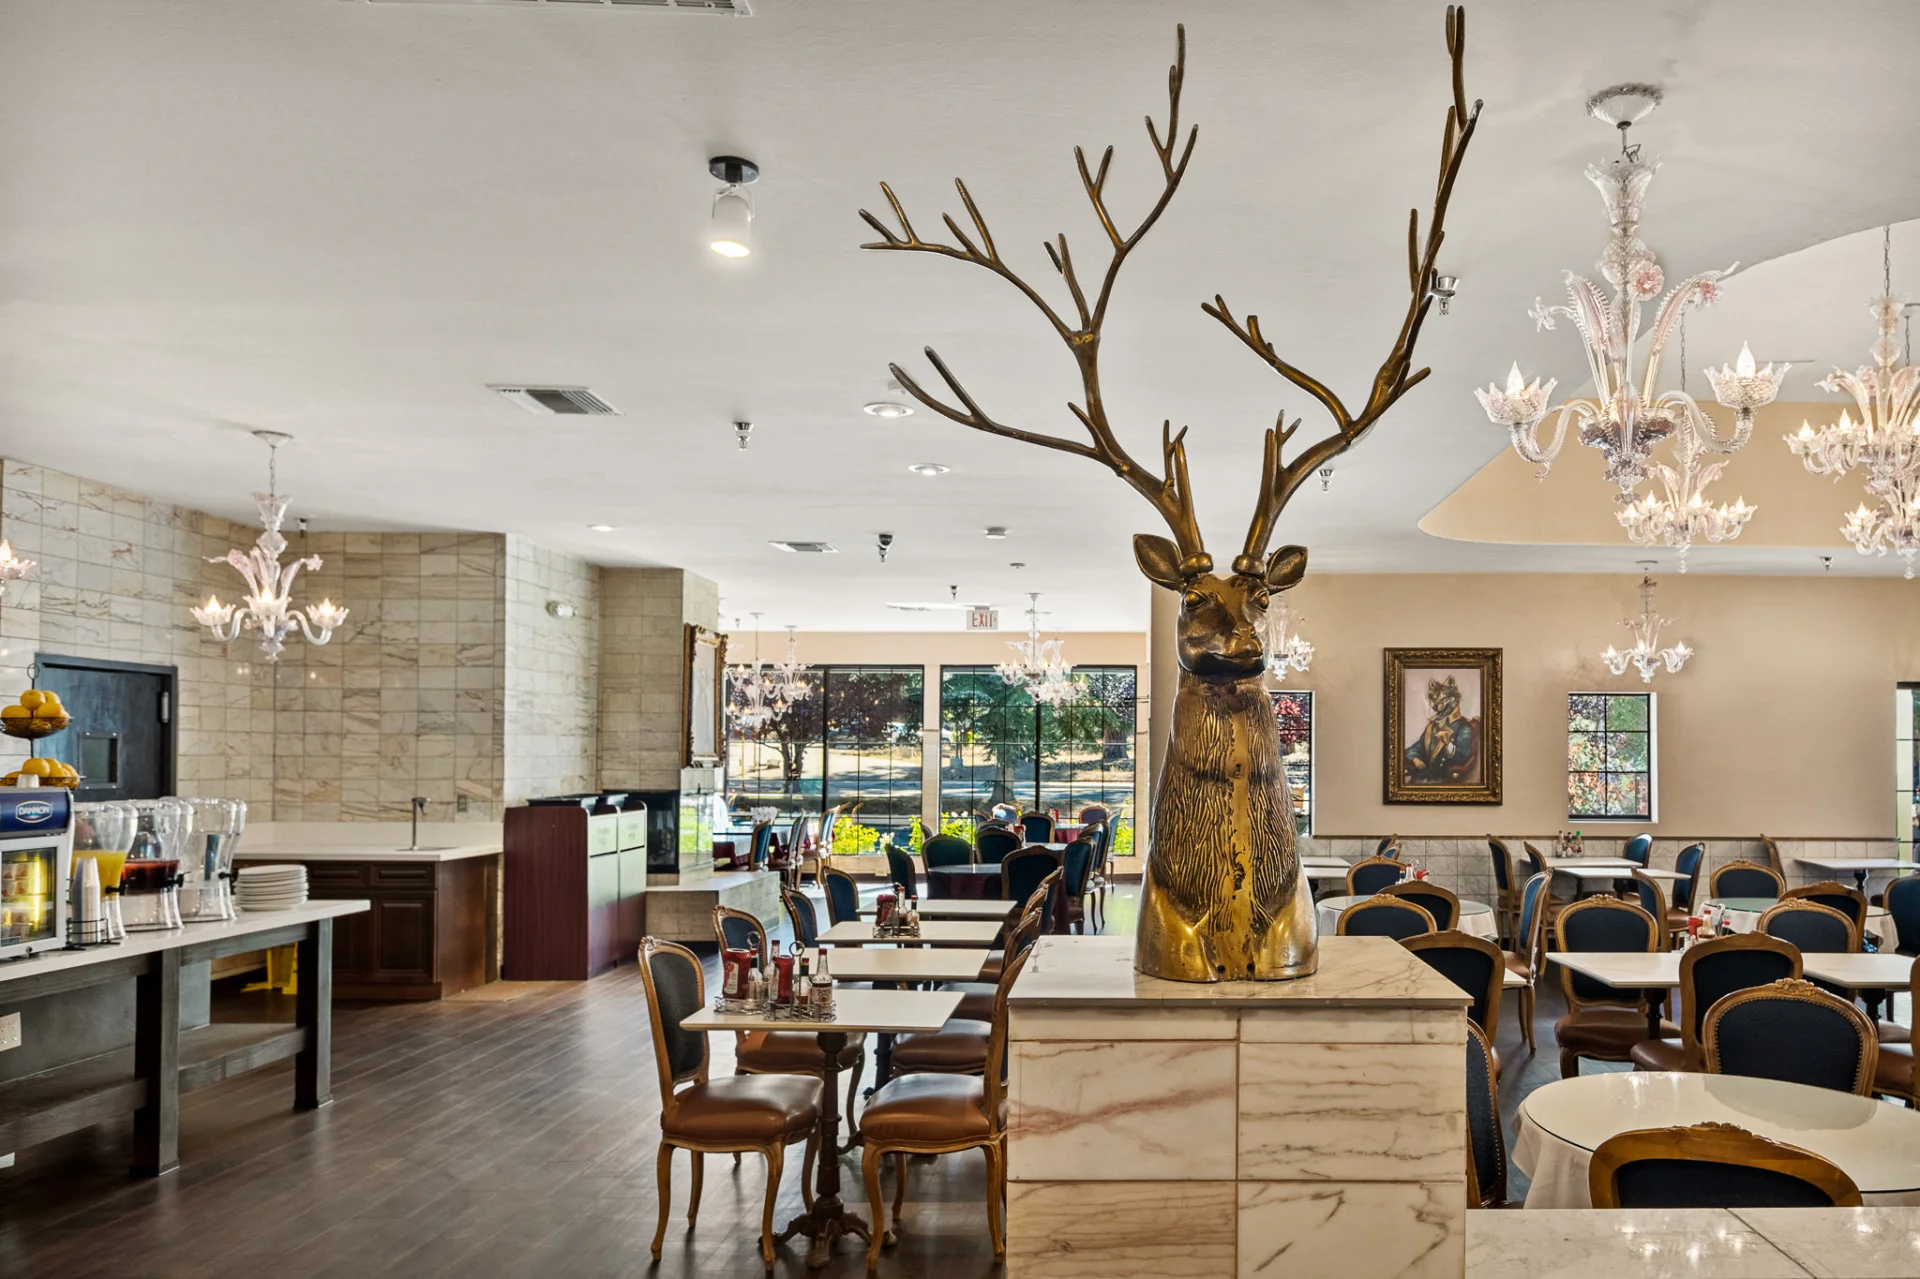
<box><xmin>684</xmin><ymin>624</ymin><xmax>725</xmax><ymax>767</ymax></box>
<box><xmin>1384</xmin><ymin>647</ymin><xmax>1502</xmax><ymax>805</ymax></box>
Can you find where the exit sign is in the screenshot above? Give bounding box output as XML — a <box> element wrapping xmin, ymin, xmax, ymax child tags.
<box><xmin>966</xmin><ymin>608</ymin><xmax>999</xmax><ymax>631</ymax></box>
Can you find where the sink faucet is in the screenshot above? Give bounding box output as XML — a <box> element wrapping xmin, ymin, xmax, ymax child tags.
<box><xmin>409</xmin><ymin>797</ymin><xmax>428</xmax><ymax>851</ymax></box>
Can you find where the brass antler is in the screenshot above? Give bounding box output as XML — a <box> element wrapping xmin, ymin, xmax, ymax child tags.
<box><xmin>859</xmin><ymin>27</ymin><xmax>1207</xmax><ymax>565</ymax></box>
<box><xmin>1212</xmin><ymin>5</ymin><xmax>1481</xmax><ymax>574</ymax></box>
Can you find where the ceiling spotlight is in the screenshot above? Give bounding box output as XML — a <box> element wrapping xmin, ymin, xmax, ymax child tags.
<box><xmin>877</xmin><ymin>532</ymin><xmax>894</xmax><ymax>562</ymax></box>
<box><xmin>734</xmin><ymin>420</ymin><xmax>753</xmax><ymax>450</ymax></box>
<box><xmin>587</xmin><ymin>523</ymin><xmax>616</xmax><ymax>532</ymax></box>
<box><xmin>863</xmin><ymin>402</ymin><xmax>914</xmax><ymax>419</ymax></box>
<box><xmin>907</xmin><ymin>462</ymin><xmax>950</xmax><ymax>477</ymax></box>
<box><xmin>708</xmin><ymin>155</ymin><xmax>759</xmax><ymax>259</ymax></box>
<box><xmin>984</xmin><ymin>526</ymin><xmax>1007</xmax><ymax>539</ymax></box>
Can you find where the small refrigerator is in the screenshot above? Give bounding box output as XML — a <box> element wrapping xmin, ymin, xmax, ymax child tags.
<box><xmin>0</xmin><ymin>790</ymin><xmax>73</xmax><ymax>959</ymax></box>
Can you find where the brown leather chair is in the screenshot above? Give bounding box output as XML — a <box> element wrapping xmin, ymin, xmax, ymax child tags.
<box><xmin>1629</xmin><ymin>933</ymin><xmax>1801</xmax><ymax>1073</ymax></box>
<box><xmin>860</xmin><ymin>945</ymin><xmax>1033</xmax><ymax>1266</ymax></box>
<box><xmin>1588</xmin><ymin>1123</ymin><xmax>1862</xmax><ymax>1209</ymax></box>
<box><xmin>1553</xmin><ymin>897</ymin><xmax>1678</xmax><ymax>1079</ymax></box>
<box><xmin>710</xmin><ymin>906</ymin><xmax>865</xmax><ymax>1128</ymax></box>
<box><xmin>639</xmin><ymin>938</ymin><xmax>822</xmax><ymax>1266</ymax></box>
<box><xmin>1486</xmin><ymin>836</ymin><xmax>1520</xmax><ymax>946</ymax></box>
<box><xmin>949</xmin><ymin>905</ymin><xmax>1045</xmax><ymax>1022</ymax></box>
<box><xmin>1872</xmin><ymin>956</ymin><xmax>1917</xmax><ymax>1105</ymax></box>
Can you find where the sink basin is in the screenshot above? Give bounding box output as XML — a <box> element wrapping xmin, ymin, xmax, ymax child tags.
<box><xmin>392</xmin><ymin>846</ymin><xmax>458</xmax><ymax>853</ymax></box>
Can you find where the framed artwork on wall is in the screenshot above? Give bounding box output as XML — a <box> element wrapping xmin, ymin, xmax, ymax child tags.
<box><xmin>1383</xmin><ymin>647</ymin><xmax>1502</xmax><ymax>805</ymax></box>
<box><xmin>685</xmin><ymin>624</ymin><xmax>725</xmax><ymax>766</ymax></box>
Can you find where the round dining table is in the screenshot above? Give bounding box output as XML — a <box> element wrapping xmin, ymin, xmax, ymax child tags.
<box><xmin>1707</xmin><ymin>896</ymin><xmax>1891</xmax><ymax>940</ymax></box>
<box><xmin>1513</xmin><ymin>1071</ymin><xmax>1920</xmax><ymax>1208</ymax></box>
<box><xmin>1314</xmin><ymin>894</ymin><xmax>1498</xmax><ymax>940</ymax></box>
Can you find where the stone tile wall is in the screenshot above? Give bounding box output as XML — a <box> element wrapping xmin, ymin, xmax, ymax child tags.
<box><xmin>502</xmin><ymin>536</ymin><xmax>599</xmax><ymax>804</ymax></box>
<box><xmin>596</xmin><ymin>567</ymin><xmax>718</xmax><ymax>793</ymax></box>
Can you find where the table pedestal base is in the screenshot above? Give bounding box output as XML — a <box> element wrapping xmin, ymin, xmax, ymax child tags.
<box><xmin>777</xmin><ymin>1030</ymin><xmax>874</xmax><ymax>1269</ymax></box>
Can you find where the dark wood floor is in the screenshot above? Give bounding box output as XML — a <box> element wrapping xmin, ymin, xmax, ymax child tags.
<box><xmin>0</xmin><ymin>886</ymin><xmax>1589</xmax><ymax>1277</ymax></box>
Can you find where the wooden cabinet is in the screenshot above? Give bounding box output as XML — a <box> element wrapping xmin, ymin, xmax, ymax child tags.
<box><xmin>242</xmin><ymin>856</ymin><xmax>494</xmax><ymax>1000</ymax></box>
<box><xmin>504</xmin><ymin>802</ymin><xmax>648</xmax><ymax>980</ymax></box>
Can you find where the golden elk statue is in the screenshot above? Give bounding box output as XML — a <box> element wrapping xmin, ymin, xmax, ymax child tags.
<box><xmin>861</xmin><ymin>10</ymin><xmax>1481</xmax><ymax>981</ymax></box>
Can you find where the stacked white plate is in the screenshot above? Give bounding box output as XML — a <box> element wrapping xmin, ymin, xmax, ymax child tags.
<box><xmin>237</xmin><ymin>864</ymin><xmax>308</xmax><ymax>912</ymax></box>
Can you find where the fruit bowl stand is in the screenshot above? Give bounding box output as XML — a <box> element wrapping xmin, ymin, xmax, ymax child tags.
<box><xmin>0</xmin><ymin>667</ymin><xmax>77</xmax><ymax>788</ymax></box>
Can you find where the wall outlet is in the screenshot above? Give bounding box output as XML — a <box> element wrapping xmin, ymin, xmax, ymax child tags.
<box><xmin>0</xmin><ymin>1011</ymin><xmax>20</xmax><ymax>1052</ymax></box>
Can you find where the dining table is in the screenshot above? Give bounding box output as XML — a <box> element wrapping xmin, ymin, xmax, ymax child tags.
<box><xmin>856</xmin><ymin>897</ymin><xmax>1017</xmax><ymax>921</ymax></box>
<box><xmin>682</xmin><ymin>987</ymin><xmax>963</xmax><ymax>1267</ymax></box>
<box><xmin>1546</xmin><ymin>950</ymin><xmax>1680</xmax><ymax>1038</ymax></box>
<box><xmin>925</xmin><ymin>863</ymin><xmax>1006</xmax><ymax>900</ymax></box>
<box><xmin>1800</xmin><ymin>952</ymin><xmax>1918</xmax><ymax>990</ymax></box>
<box><xmin>1315</xmin><ymin>893</ymin><xmax>1499</xmax><ymax>940</ymax></box>
<box><xmin>818</xmin><ymin>919</ymin><xmax>1007</xmax><ymax>947</ymax></box>
<box><xmin>1707</xmin><ymin>896</ymin><xmax>1892</xmax><ymax>941</ymax></box>
<box><xmin>1793</xmin><ymin>856</ymin><xmax>1920</xmax><ymax>894</ymax></box>
<box><xmin>1514</xmin><ymin>1071</ymin><xmax>1920</xmax><ymax>1208</ymax></box>
<box><xmin>803</xmin><ymin>946</ymin><xmax>992</xmax><ymax>1084</ymax></box>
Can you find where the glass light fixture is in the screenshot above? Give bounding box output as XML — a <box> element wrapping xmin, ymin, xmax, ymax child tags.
<box><xmin>1785</xmin><ymin>227</ymin><xmax>1920</xmax><ymax>577</ymax></box>
<box><xmin>772</xmin><ymin>625</ymin><xmax>809</xmax><ymax>704</ymax></box>
<box><xmin>0</xmin><ymin>540</ymin><xmax>35</xmax><ymax>600</ymax></box>
<box><xmin>997</xmin><ymin>592</ymin><xmax>1084</xmax><ymax>705</ymax></box>
<box><xmin>708</xmin><ymin>155</ymin><xmax>758</xmax><ymax>259</ymax></box>
<box><xmin>1600</xmin><ymin>568</ymin><xmax>1692</xmax><ymax>684</ymax></box>
<box><xmin>192</xmin><ymin>430</ymin><xmax>348</xmax><ymax>662</ymax></box>
<box><xmin>728</xmin><ymin>614</ymin><xmax>780</xmax><ymax>731</ymax></box>
<box><xmin>1478</xmin><ymin>84</ymin><xmax>1785</xmax><ymax>503</ymax></box>
<box><xmin>1264</xmin><ymin>596</ymin><xmax>1314</xmax><ymax>682</ymax></box>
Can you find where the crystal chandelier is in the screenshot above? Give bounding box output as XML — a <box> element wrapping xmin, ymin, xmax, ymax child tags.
<box><xmin>997</xmin><ymin>593</ymin><xmax>1084</xmax><ymax>705</ymax></box>
<box><xmin>0</xmin><ymin>541</ymin><xmax>34</xmax><ymax>600</ymax></box>
<box><xmin>1785</xmin><ymin>227</ymin><xmax>1920</xmax><ymax>578</ymax></box>
<box><xmin>1600</xmin><ymin>567</ymin><xmax>1692</xmax><ymax>684</ymax></box>
<box><xmin>728</xmin><ymin>614</ymin><xmax>781</xmax><ymax>732</ymax></box>
<box><xmin>1614</xmin><ymin>321</ymin><xmax>1758</xmax><ymax>569</ymax></box>
<box><xmin>192</xmin><ymin>431</ymin><xmax>348</xmax><ymax>662</ymax></box>
<box><xmin>1478</xmin><ymin>84</ymin><xmax>1786</xmax><ymax>503</ymax></box>
<box><xmin>1264</xmin><ymin>596</ymin><xmax>1314</xmax><ymax>682</ymax></box>
<box><xmin>772</xmin><ymin>625</ymin><xmax>810</xmax><ymax>705</ymax></box>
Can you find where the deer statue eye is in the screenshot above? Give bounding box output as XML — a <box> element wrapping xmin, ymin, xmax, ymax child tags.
<box><xmin>1182</xmin><ymin>589</ymin><xmax>1206</xmax><ymax>612</ymax></box>
<box><xmin>1249</xmin><ymin>587</ymin><xmax>1271</xmax><ymax>611</ymax></box>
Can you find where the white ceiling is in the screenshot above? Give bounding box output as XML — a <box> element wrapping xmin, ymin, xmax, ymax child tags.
<box><xmin>1</xmin><ymin>0</ymin><xmax>1917</xmax><ymax>631</ymax></box>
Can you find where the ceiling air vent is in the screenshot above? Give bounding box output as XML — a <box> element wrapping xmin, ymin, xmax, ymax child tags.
<box><xmin>490</xmin><ymin>385</ymin><xmax>621</xmax><ymax>416</ymax></box>
<box><xmin>358</xmin><ymin>0</ymin><xmax>752</xmax><ymax>12</ymax></box>
<box><xmin>769</xmin><ymin>541</ymin><xmax>838</xmax><ymax>554</ymax></box>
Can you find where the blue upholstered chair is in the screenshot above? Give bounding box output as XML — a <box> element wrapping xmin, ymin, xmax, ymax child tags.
<box><xmin>1383</xmin><ymin>880</ymin><xmax>1460</xmax><ymax>930</ymax></box>
<box><xmin>1761</xmin><ymin>900</ymin><xmax>1858</xmax><ymax>955</ymax></box>
<box><xmin>714</xmin><ymin>905</ymin><xmax>764</xmax><ymax>958</ymax></box>
<box><xmin>1671</xmin><ymin>843</ymin><xmax>1706</xmax><ymax>912</ymax></box>
<box><xmin>821</xmin><ymin>866</ymin><xmax>862</xmax><ymax>927</ymax></box>
<box><xmin>1076</xmin><ymin>805</ymin><xmax>1112</xmax><ymax>825</ymax></box>
<box><xmin>1465</xmin><ymin>1022</ymin><xmax>1509</xmax><ymax>1207</ymax></box>
<box><xmin>1622</xmin><ymin>833</ymin><xmax>1653</xmax><ymax>867</ymax></box>
<box><xmin>1061</xmin><ymin>840</ymin><xmax>1095</xmax><ymax>934</ymax></box>
<box><xmin>1019</xmin><ymin>812</ymin><xmax>1056</xmax><ymax>844</ymax></box>
<box><xmin>1703</xmin><ymin>977</ymin><xmax>1878</xmax><ymax>1095</ymax></box>
<box><xmin>921</xmin><ymin>834</ymin><xmax>974</xmax><ymax>870</ymax></box>
<box><xmin>1885</xmin><ymin>877</ymin><xmax>1920</xmax><ymax>957</ymax></box>
<box><xmin>1376</xmin><ymin>835</ymin><xmax>1401</xmax><ymax>858</ymax></box>
<box><xmin>1505</xmin><ymin>872</ymin><xmax>1552</xmax><ymax>1052</ymax></box>
<box><xmin>1630</xmin><ymin>932</ymin><xmax>1801</xmax><ymax>1072</ymax></box>
<box><xmin>1346</xmin><ymin>856</ymin><xmax>1403</xmax><ymax>898</ymax></box>
<box><xmin>1784</xmin><ymin>883</ymin><xmax>1870</xmax><ymax>942</ymax></box>
<box><xmin>1589</xmin><ymin>1123</ymin><xmax>1862</xmax><ymax>1209</ymax></box>
<box><xmin>1554</xmin><ymin>897</ymin><xmax>1678</xmax><ymax>1078</ymax></box>
<box><xmin>1336</xmin><ymin>896</ymin><xmax>1433</xmax><ymax>941</ymax></box>
<box><xmin>1487</xmin><ymin>837</ymin><xmax>1517</xmax><ymax>946</ymax></box>
<box><xmin>747</xmin><ymin>821</ymin><xmax>776</xmax><ymax>870</ymax></box>
<box><xmin>1002</xmin><ymin>848</ymin><xmax>1057</xmax><ymax>922</ymax></box>
<box><xmin>974</xmin><ymin>824</ymin><xmax>1022</xmax><ymax>867</ymax></box>
<box><xmin>1627</xmin><ymin>870</ymin><xmax>1670</xmax><ymax>945</ymax></box>
<box><xmin>1708</xmin><ymin>860</ymin><xmax>1785</xmax><ymax>901</ymax></box>
<box><xmin>781</xmin><ymin>886</ymin><xmax>819</xmax><ymax>949</ymax></box>
<box><xmin>885</xmin><ymin>848</ymin><xmax>920</xmax><ymax>901</ymax></box>
<box><xmin>1405</xmin><ymin>931</ymin><xmax>1503</xmax><ymax>1041</ymax></box>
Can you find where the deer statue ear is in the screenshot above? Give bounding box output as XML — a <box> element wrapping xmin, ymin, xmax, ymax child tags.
<box><xmin>1265</xmin><ymin>544</ymin><xmax>1308</xmax><ymax>591</ymax></box>
<box><xmin>1134</xmin><ymin>534</ymin><xmax>1187</xmax><ymax>590</ymax></box>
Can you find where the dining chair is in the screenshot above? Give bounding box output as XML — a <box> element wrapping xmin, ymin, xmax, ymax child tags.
<box><xmin>884</xmin><ymin>848</ymin><xmax>920</xmax><ymax>902</ymax></box>
<box><xmin>980</xmin><ymin>869</ymin><xmax>1061</xmax><ymax>981</ymax></box>
<box><xmin>1757</xmin><ymin>835</ymin><xmax>1787</xmax><ymax>880</ymax></box>
<box><xmin>1783</xmin><ymin>882</ymin><xmax>1870</xmax><ymax>939</ymax></box>
<box><xmin>1060</xmin><ymin>839</ymin><xmax>1095</xmax><ymax>934</ymax></box>
<box><xmin>819</xmin><ymin>804</ymin><xmax>845</xmax><ymax>856</ymax></box>
<box><xmin>1702</xmin><ymin>977</ymin><xmax>1877</xmax><ymax>1095</ymax></box>
<box><xmin>1760</xmin><ymin>900</ymin><xmax>1860</xmax><ymax>954</ymax></box>
<box><xmin>639</xmin><ymin>938</ymin><xmax>823</xmax><ymax>1266</ymax></box>
<box><xmin>1002</xmin><ymin>848</ymin><xmax>1057</xmax><ymax>919</ymax></box>
<box><xmin>781</xmin><ymin>885</ymin><xmax>820</xmax><ymax>950</ymax></box>
<box><xmin>1627</xmin><ymin>870</ymin><xmax>1674</xmax><ymax>949</ymax></box>
<box><xmin>1587</xmin><ymin>1123</ymin><xmax>1863</xmax><ymax>1209</ymax></box>
<box><xmin>1084</xmin><ymin>822</ymin><xmax>1112</xmax><ymax>931</ymax></box>
<box><xmin>974</xmin><ymin>823</ymin><xmax>1022</xmax><ymax>867</ymax></box>
<box><xmin>1553</xmin><ymin>897</ymin><xmax>1677</xmax><ymax>1079</ymax></box>
<box><xmin>1404</xmin><ymin>931</ymin><xmax>1503</xmax><ymax>1044</ymax></box>
<box><xmin>1504</xmin><ymin>871</ymin><xmax>1551</xmax><ymax>1053</ymax></box>
<box><xmin>1019</xmin><ymin>811</ymin><xmax>1056</xmax><ymax>843</ymax></box>
<box><xmin>1629</xmin><ymin>932</ymin><xmax>1801</xmax><ymax>1073</ymax></box>
<box><xmin>1671</xmin><ymin>842</ymin><xmax>1706</xmax><ymax>913</ymax></box>
<box><xmin>1884</xmin><ymin>876</ymin><xmax>1920</xmax><ymax>957</ymax></box>
<box><xmin>947</xmin><ymin>903</ymin><xmax>1047</xmax><ymax>1022</ymax></box>
<box><xmin>1486</xmin><ymin>836</ymin><xmax>1518</xmax><ymax>946</ymax></box>
<box><xmin>1708</xmin><ymin>860</ymin><xmax>1786</xmax><ymax>901</ymax></box>
<box><xmin>747</xmin><ymin>820</ymin><xmax>776</xmax><ymax>871</ymax></box>
<box><xmin>1336</xmin><ymin>895</ymin><xmax>1434</xmax><ymax>940</ymax></box>
<box><xmin>1464</xmin><ymin>1021</ymin><xmax>1508</xmax><ymax>1208</ymax></box>
<box><xmin>711</xmin><ymin>907</ymin><xmax>867</xmax><ymax>1125</ymax></box>
<box><xmin>1382</xmin><ymin>880</ymin><xmax>1460</xmax><ymax>930</ymax></box>
<box><xmin>861</xmin><ymin>945</ymin><xmax>1032</xmax><ymax>1268</ymax></box>
<box><xmin>921</xmin><ymin>833</ymin><xmax>975</xmax><ymax>871</ymax></box>
<box><xmin>821</xmin><ymin>866</ymin><xmax>863</xmax><ymax>927</ymax></box>
<box><xmin>1872</xmin><ymin>956</ymin><xmax>1918</xmax><ymax>1106</ymax></box>
<box><xmin>1622</xmin><ymin>833</ymin><xmax>1653</xmax><ymax>867</ymax></box>
<box><xmin>1376</xmin><ymin>835</ymin><xmax>1401</xmax><ymax>858</ymax></box>
<box><xmin>1520</xmin><ymin>841</ymin><xmax>1549</xmax><ymax>881</ymax></box>
<box><xmin>1346</xmin><ymin>855</ymin><xmax>1403</xmax><ymax>898</ymax></box>
<box><xmin>1077</xmin><ymin>804</ymin><xmax>1111</xmax><ymax>824</ymax></box>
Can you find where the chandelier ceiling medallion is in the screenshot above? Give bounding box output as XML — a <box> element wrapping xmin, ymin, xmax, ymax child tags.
<box><xmin>997</xmin><ymin>593</ymin><xmax>1084</xmax><ymax>706</ymax></box>
<box><xmin>1786</xmin><ymin>226</ymin><xmax>1920</xmax><ymax>578</ymax></box>
<box><xmin>1600</xmin><ymin>565</ymin><xmax>1692</xmax><ymax>684</ymax></box>
<box><xmin>191</xmin><ymin>431</ymin><xmax>348</xmax><ymax>662</ymax></box>
<box><xmin>1265</xmin><ymin>596</ymin><xmax>1314</xmax><ymax>682</ymax></box>
<box><xmin>1477</xmin><ymin>83</ymin><xmax>1787</xmax><ymax>509</ymax></box>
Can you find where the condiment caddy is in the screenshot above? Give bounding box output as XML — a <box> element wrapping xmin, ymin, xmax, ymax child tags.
<box><xmin>872</xmin><ymin>885</ymin><xmax>921</xmax><ymax>938</ymax></box>
<box><xmin>716</xmin><ymin>939</ymin><xmax>836</xmax><ymax>1020</ymax></box>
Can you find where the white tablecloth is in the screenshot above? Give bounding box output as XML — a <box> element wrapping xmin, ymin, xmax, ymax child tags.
<box><xmin>1716</xmin><ymin>904</ymin><xmax>1891</xmax><ymax>939</ymax></box>
<box><xmin>1315</xmin><ymin>897</ymin><xmax>1498</xmax><ymax>940</ymax></box>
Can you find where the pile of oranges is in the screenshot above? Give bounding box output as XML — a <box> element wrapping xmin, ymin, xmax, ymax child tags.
<box><xmin>4</xmin><ymin>757</ymin><xmax>78</xmax><ymax>788</ymax></box>
<box><xmin>0</xmin><ymin>690</ymin><xmax>77</xmax><ymax>787</ymax></box>
<box><xmin>0</xmin><ymin>688</ymin><xmax>65</xmax><ymax>725</ymax></box>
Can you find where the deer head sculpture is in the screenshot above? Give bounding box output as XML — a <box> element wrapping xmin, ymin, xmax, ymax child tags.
<box><xmin>861</xmin><ymin>10</ymin><xmax>1480</xmax><ymax>980</ymax></box>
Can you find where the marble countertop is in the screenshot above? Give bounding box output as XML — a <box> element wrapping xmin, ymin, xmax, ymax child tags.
<box><xmin>1007</xmin><ymin>935</ymin><xmax>1468</xmax><ymax>1009</ymax></box>
<box><xmin>232</xmin><ymin>820</ymin><xmax>502</xmax><ymax>864</ymax></box>
<box><xmin>1468</xmin><ymin>1207</ymin><xmax>1920</xmax><ymax>1278</ymax></box>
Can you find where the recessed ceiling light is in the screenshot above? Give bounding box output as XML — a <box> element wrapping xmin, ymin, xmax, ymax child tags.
<box><xmin>587</xmin><ymin>524</ymin><xmax>616</xmax><ymax>532</ymax></box>
<box><xmin>984</xmin><ymin>526</ymin><xmax>1007</xmax><ymax>539</ymax></box>
<box><xmin>864</xmin><ymin>402</ymin><xmax>914</xmax><ymax>419</ymax></box>
<box><xmin>908</xmin><ymin>462</ymin><xmax>950</xmax><ymax>477</ymax></box>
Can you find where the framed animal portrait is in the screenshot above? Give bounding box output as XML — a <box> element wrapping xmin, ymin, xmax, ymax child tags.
<box><xmin>1383</xmin><ymin>648</ymin><xmax>1502</xmax><ymax>804</ymax></box>
<box><xmin>684</xmin><ymin>624</ymin><xmax>725</xmax><ymax>766</ymax></box>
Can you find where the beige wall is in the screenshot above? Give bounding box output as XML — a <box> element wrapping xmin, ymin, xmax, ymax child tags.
<box><xmin>503</xmin><ymin>537</ymin><xmax>599</xmax><ymax>804</ymax></box>
<box><xmin>1266</xmin><ymin>572</ymin><xmax>1918</xmax><ymax>839</ymax></box>
<box><xmin>597</xmin><ymin>567</ymin><xmax>719</xmax><ymax>793</ymax></box>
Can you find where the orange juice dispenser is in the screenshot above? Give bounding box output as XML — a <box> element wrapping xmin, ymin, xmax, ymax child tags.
<box><xmin>0</xmin><ymin>789</ymin><xmax>73</xmax><ymax>958</ymax></box>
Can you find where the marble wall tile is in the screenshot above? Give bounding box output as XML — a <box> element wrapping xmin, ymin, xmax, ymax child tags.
<box><xmin>1238</xmin><ymin>1041</ymin><xmax>1465</xmax><ymax>1183</ymax></box>
<box><xmin>1009</xmin><ymin>1039</ymin><xmax>1238</xmax><ymax>1181</ymax></box>
<box><xmin>1239</xmin><ymin>1181</ymin><xmax>1463</xmax><ymax>1279</ymax></box>
<box><xmin>1009</xmin><ymin>1006</ymin><xmax>1239</xmax><ymax>1042</ymax></box>
<box><xmin>1239</xmin><ymin>1007</ymin><xmax>1462</xmax><ymax>1045</ymax></box>
<box><xmin>1006</xmin><ymin>1181</ymin><xmax>1235</xmax><ymax>1278</ymax></box>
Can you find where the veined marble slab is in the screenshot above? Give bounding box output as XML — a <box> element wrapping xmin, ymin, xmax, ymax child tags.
<box><xmin>1006</xmin><ymin>1181</ymin><xmax>1235</xmax><ymax>1277</ymax></box>
<box><xmin>1009</xmin><ymin>935</ymin><xmax>1468</xmax><ymax>1010</ymax></box>
<box><xmin>1241</xmin><ymin>1181</ymin><xmax>1462</xmax><ymax>1278</ymax></box>
<box><xmin>1009</xmin><ymin>1039</ymin><xmax>1238</xmax><ymax>1181</ymax></box>
<box><xmin>1238</xmin><ymin>1041</ymin><xmax>1465</xmax><ymax>1183</ymax></box>
<box><xmin>1732</xmin><ymin>1207</ymin><xmax>1920</xmax><ymax>1278</ymax></box>
<box><xmin>1467</xmin><ymin>1209</ymin><xmax>1826</xmax><ymax>1278</ymax></box>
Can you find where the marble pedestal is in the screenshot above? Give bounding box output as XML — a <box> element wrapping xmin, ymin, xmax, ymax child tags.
<box><xmin>1006</xmin><ymin>935</ymin><xmax>1469</xmax><ymax>1279</ymax></box>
